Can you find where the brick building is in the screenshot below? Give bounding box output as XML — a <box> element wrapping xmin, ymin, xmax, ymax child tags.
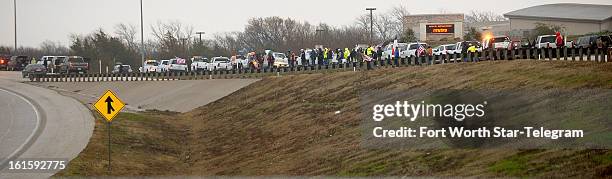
<box><xmin>403</xmin><ymin>14</ymin><xmax>464</xmax><ymax>42</ymax></box>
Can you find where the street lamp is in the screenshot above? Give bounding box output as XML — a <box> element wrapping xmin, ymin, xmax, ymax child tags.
<box><xmin>366</xmin><ymin>7</ymin><xmax>376</xmax><ymax>46</ymax></box>
<box><xmin>14</xmin><ymin>0</ymin><xmax>17</xmax><ymax>53</ymax></box>
<box><xmin>140</xmin><ymin>0</ymin><xmax>145</xmax><ymax>67</ymax></box>
<box><xmin>196</xmin><ymin>32</ymin><xmax>205</xmax><ymax>43</ymax></box>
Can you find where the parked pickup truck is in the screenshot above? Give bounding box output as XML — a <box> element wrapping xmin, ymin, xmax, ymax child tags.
<box><xmin>401</xmin><ymin>42</ymin><xmax>428</xmax><ymax>58</ymax></box>
<box><xmin>59</xmin><ymin>56</ymin><xmax>89</xmax><ymax>74</ymax></box>
<box><xmin>168</xmin><ymin>58</ymin><xmax>188</xmax><ymax>72</ymax></box>
<box><xmin>191</xmin><ymin>56</ymin><xmax>209</xmax><ymax>72</ymax></box>
<box><xmin>140</xmin><ymin>60</ymin><xmax>159</xmax><ymax>73</ymax></box>
<box><xmin>207</xmin><ymin>57</ymin><xmax>232</xmax><ymax>71</ymax></box>
<box><xmin>483</xmin><ymin>36</ymin><xmax>511</xmax><ymax>49</ymax></box>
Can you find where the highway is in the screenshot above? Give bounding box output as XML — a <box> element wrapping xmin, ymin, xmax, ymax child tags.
<box><xmin>0</xmin><ymin>71</ymin><xmax>94</xmax><ymax>178</ymax></box>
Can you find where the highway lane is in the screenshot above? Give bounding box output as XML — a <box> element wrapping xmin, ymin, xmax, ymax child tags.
<box><xmin>0</xmin><ymin>71</ymin><xmax>94</xmax><ymax>178</ymax></box>
<box><xmin>0</xmin><ymin>88</ymin><xmax>40</xmax><ymax>162</ymax></box>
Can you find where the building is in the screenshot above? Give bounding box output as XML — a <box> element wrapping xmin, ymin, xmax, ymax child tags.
<box><xmin>403</xmin><ymin>14</ymin><xmax>464</xmax><ymax>42</ymax></box>
<box><xmin>504</xmin><ymin>3</ymin><xmax>612</xmax><ymax>36</ymax></box>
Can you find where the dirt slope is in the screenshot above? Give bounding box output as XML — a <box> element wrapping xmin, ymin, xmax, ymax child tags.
<box><xmin>182</xmin><ymin>60</ymin><xmax>612</xmax><ymax>177</ymax></box>
<box><xmin>58</xmin><ymin>60</ymin><xmax>612</xmax><ymax>177</ymax></box>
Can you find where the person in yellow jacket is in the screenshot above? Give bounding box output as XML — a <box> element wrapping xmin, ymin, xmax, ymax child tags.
<box><xmin>366</xmin><ymin>47</ymin><xmax>373</xmax><ymax>57</ymax></box>
<box><xmin>467</xmin><ymin>45</ymin><xmax>479</xmax><ymax>62</ymax></box>
<box><xmin>344</xmin><ymin>48</ymin><xmax>350</xmax><ymax>63</ymax></box>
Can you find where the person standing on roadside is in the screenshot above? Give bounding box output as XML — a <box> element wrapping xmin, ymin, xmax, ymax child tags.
<box><xmin>300</xmin><ymin>49</ymin><xmax>306</xmax><ymax>67</ymax></box>
<box><xmin>555</xmin><ymin>32</ymin><xmax>564</xmax><ymax>48</ymax></box>
<box><xmin>267</xmin><ymin>52</ymin><xmax>275</xmax><ymax>69</ymax></box>
<box><xmin>344</xmin><ymin>48</ymin><xmax>350</xmax><ymax>64</ymax></box>
<box><xmin>318</xmin><ymin>48</ymin><xmax>324</xmax><ymax>67</ymax></box>
<box><xmin>468</xmin><ymin>45</ymin><xmax>479</xmax><ymax>62</ymax></box>
<box><xmin>394</xmin><ymin>46</ymin><xmax>400</xmax><ymax>67</ymax></box>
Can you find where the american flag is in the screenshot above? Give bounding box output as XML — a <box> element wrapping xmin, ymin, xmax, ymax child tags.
<box><xmin>416</xmin><ymin>42</ymin><xmax>425</xmax><ymax>56</ymax></box>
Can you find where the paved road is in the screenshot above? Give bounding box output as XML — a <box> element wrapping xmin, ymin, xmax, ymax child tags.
<box><xmin>0</xmin><ymin>71</ymin><xmax>94</xmax><ymax>178</ymax></box>
<box><xmin>36</xmin><ymin>79</ymin><xmax>259</xmax><ymax>113</ymax></box>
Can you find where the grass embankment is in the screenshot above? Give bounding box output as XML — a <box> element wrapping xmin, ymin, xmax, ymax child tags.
<box><xmin>58</xmin><ymin>60</ymin><xmax>612</xmax><ymax>177</ymax></box>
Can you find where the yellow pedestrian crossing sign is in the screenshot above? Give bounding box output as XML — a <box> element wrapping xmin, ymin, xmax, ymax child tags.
<box><xmin>93</xmin><ymin>90</ymin><xmax>125</xmax><ymax>122</ymax></box>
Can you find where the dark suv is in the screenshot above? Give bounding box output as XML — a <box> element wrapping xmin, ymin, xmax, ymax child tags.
<box><xmin>7</xmin><ymin>56</ymin><xmax>29</xmax><ymax>71</ymax></box>
<box><xmin>576</xmin><ymin>35</ymin><xmax>612</xmax><ymax>49</ymax></box>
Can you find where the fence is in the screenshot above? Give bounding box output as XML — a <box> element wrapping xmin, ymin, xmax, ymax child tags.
<box><xmin>29</xmin><ymin>47</ymin><xmax>611</xmax><ymax>82</ymax></box>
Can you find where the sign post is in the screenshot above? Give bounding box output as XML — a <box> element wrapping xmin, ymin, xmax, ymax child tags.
<box><xmin>93</xmin><ymin>90</ymin><xmax>125</xmax><ymax>173</ymax></box>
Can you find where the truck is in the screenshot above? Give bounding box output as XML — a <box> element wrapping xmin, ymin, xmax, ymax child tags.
<box><xmin>58</xmin><ymin>56</ymin><xmax>89</xmax><ymax>74</ymax></box>
<box><xmin>191</xmin><ymin>56</ymin><xmax>209</xmax><ymax>72</ymax></box>
<box><xmin>400</xmin><ymin>42</ymin><xmax>428</xmax><ymax>58</ymax></box>
<box><xmin>168</xmin><ymin>58</ymin><xmax>188</xmax><ymax>72</ymax></box>
<box><xmin>140</xmin><ymin>60</ymin><xmax>159</xmax><ymax>73</ymax></box>
<box><xmin>7</xmin><ymin>56</ymin><xmax>29</xmax><ymax>71</ymax></box>
<box><xmin>207</xmin><ymin>57</ymin><xmax>232</xmax><ymax>71</ymax></box>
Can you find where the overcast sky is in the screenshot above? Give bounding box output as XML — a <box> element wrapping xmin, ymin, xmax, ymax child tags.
<box><xmin>1</xmin><ymin>0</ymin><xmax>611</xmax><ymax>47</ymax></box>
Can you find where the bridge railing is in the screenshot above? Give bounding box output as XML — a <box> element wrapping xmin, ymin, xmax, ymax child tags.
<box><xmin>28</xmin><ymin>47</ymin><xmax>611</xmax><ymax>82</ymax></box>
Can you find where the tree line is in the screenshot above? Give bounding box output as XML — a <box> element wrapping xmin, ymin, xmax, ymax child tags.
<box><xmin>0</xmin><ymin>8</ymin><xmax>507</xmax><ymax>70</ymax></box>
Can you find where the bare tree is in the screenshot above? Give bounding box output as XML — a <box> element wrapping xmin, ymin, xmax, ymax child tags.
<box><xmin>39</xmin><ymin>40</ymin><xmax>69</xmax><ymax>55</ymax></box>
<box><xmin>150</xmin><ymin>20</ymin><xmax>195</xmax><ymax>58</ymax></box>
<box><xmin>114</xmin><ymin>23</ymin><xmax>138</xmax><ymax>51</ymax></box>
<box><xmin>465</xmin><ymin>10</ymin><xmax>507</xmax><ymax>23</ymax></box>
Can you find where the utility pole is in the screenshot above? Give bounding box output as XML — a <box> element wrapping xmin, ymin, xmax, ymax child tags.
<box><xmin>196</xmin><ymin>32</ymin><xmax>205</xmax><ymax>43</ymax></box>
<box><xmin>140</xmin><ymin>0</ymin><xmax>145</xmax><ymax>68</ymax></box>
<box><xmin>366</xmin><ymin>7</ymin><xmax>376</xmax><ymax>46</ymax></box>
<box><xmin>14</xmin><ymin>0</ymin><xmax>17</xmax><ymax>53</ymax></box>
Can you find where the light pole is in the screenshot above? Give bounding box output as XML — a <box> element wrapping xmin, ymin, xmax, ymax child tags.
<box><xmin>14</xmin><ymin>0</ymin><xmax>17</xmax><ymax>53</ymax></box>
<box><xmin>366</xmin><ymin>7</ymin><xmax>376</xmax><ymax>46</ymax></box>
<box><xmin>196</xmin><ymin>32</ymin><xmax>205</xmax><ymax>43</ymax></box>
<box><xmin>140</xmin><ymin>0</ymin><xmax>145</xmax><ymax>68</ymax></box>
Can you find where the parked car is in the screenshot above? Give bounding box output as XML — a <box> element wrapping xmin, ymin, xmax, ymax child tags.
<box><xmin>22</xmin><ymin>64</ymin><xmax>47</xmax><ymax>78</ymax></box>
<box><xmin>0</xmin><ymin>55</ymin><xmax>10</xmax><ymax>70</ymax></box>
<box><xmin>272</xmin><ymin>52</ymin><xmax>289</xmax><ymax>68</ymax></box>
<box><xmin>7</xmin><ymin>56</ymin><xmax>29</xmax><ymax>71</ymax></box>
<box><xmin>483</xmin><ymin>36</ymin><xmax>511</xmax><ymax>49</ymax></box>
<box><xmin>156</xmin><ymin>60</ymin><xmax>170</xmax><ymax>73</ymax></box>
<box><xmin>191</xmin><ymin>56</ymin><xmax>209</xmax><ymax>72</ymax></box>
<box><xmin>207</xmin><ymin>57</ymin><xmax>232</xmax><ymax>71</ymax></box>
<box><xmin>112</xmin><ymin>64</ymin><xmax>133</xmax><ymax>74</ymax></box>
<box><xmin>401</xmin><ymin>42</ymin><xmax>428</xmax><ymax>58</ymax></box>
<box><xmin>58</xmin><ymin>56</ymin><xmax>88</xmax><ymax>74</ymax></box>
<box><xmin>168</xmin><ymin>58</ymin><xmax>188</xmax><ymax>72</ymax></box>
<box><xmin>140</xmin><ymin>60</ymin><xmax>159</xmax><ymax>73</ymax></box>
<box><xmin>433</xmin><ymin>44</ymin><xmax>457</xmax><ymax>56</ymax></box>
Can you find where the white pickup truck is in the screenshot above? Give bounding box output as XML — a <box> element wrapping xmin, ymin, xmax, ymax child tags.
<box><xmin>168</xmin><ymin>58</ymin><xmax>188</xmax><ymax>72</ymax></box>
<box><xmin>207</xmin><ymin>57</ymin><xmax>233</xmax><ymax>71</ymax></box>
<box><xmin>191</xmin><ymin>56</ymin><xmax>209</xmax><ymax>72</ymax></box>
<box><xmin>483</xmin><ymin>36</ymin><xmax>511</xmax><ymax>49</ymax></box>
<box><xmin>401</xmin><ymin>42</ymin><xmax>428</xmax><ymax>58</ymax></box>
<box><xmin>534</xmin><ymin>35</ymin><xmax>574</xmax><ymax>48</ymax></box>
<box><xmin>140</xmin><ymin>60</ymin><xmax>159</xmax><ymax>73</ymax></box>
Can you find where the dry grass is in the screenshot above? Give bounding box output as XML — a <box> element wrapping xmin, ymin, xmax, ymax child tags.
<box><xmin>58</xmin><ymin>60</ymin><xmax>612</xmax><ymax>177</ymax></box>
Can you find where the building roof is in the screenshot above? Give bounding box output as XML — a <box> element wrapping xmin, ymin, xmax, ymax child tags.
<box><xmin>504</xmin><ymin>3</ymin><xmax>612</xmax><ymax>22</ymax></box>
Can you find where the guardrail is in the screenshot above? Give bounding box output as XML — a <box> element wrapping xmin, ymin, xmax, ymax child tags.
<box><xmin>28</xmin><ymin>47</ymin><xmax>611</xmax><ymax>82</ymax></box>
